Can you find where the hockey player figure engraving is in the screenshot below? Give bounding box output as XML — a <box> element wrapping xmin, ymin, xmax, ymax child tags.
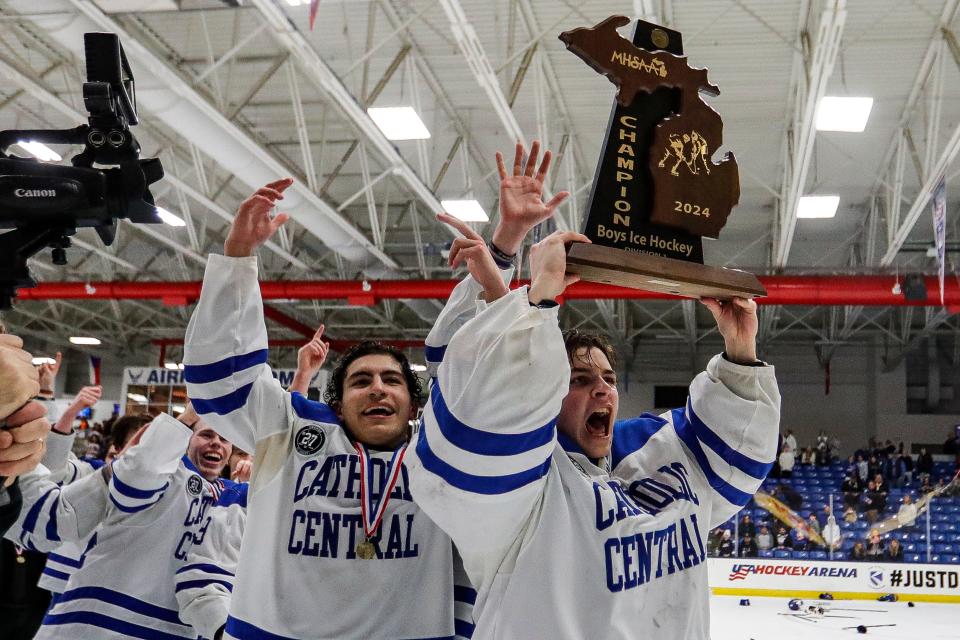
<box><xmin>409</xmin><ymin>189</ymin><xmax>780</xmax><ymax>638</ymax></box>
<box><xmin>558</xmin><ymin>17</ymin><xmax>765</xmax><ymax>299</ymax></box>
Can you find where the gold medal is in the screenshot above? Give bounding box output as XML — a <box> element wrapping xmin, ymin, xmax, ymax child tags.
<box><xmin>355</xmin><ymin>539</ymin><xmax>376</xmax><ymax>560</ymax></box>
<box><xmin>16</xmin><ymin>555</ymin><xmax>25</xmax><ymax>564</ymax></box>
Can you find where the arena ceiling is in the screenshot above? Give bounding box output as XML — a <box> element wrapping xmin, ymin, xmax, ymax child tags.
<box><xmin>0</xmin><ymin>0</ymin><xmax>958</xmax><ymax>372</ymax></box>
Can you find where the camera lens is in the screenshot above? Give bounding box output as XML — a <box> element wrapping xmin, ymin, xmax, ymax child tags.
<box><xmin>88</xmin><ymin>130</ymin><xmax>106</xmax><ymax>147</ymax></box>
<box><xmin>107</xmin><ymin>131</ymin><xmax>125</xmax><ymax>147</ymax></box>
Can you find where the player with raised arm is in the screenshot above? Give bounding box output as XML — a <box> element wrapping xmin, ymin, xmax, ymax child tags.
<box><xmin>183</xmin><ymin>180</ymin><xmax>460</xmax><ymax>639</ymax></box>
<box><xmin>408</xmin><ymin>219</ymin><xmax>780</xmax><ymax>639</ymax></box>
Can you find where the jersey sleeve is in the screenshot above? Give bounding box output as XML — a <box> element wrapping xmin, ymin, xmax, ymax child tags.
<box><xmin>7</xmin><ymin>464</ymin><xmax>109</xmax><ymax>552</ymax></box>
<box><xmin>408</xmin><ymin>286</ymin><xmax>568</xmax><ymax>587</ymax></box>
<box><xmin>424</xmin><ymin>268</ymin><xmax>514</xmax><ymax>378</ymax></box>
<box><xmin>108</xmin><ymin>412</ymin><xmax>192</xmax><ymax>515</ymax></box>
<box><xmin>176</xmin><ymin>501</ymin><xmax>245</xmax><ymax>640</ymax></box>
<box><xmin>183</xmin><ymin>253</ymin><xmax>290</xmax><ymax>453</ymax></box>
<box><xmin>613</xmin><ymin>354</ymin><xmax>780</xmax><ymax>527</ymax></box>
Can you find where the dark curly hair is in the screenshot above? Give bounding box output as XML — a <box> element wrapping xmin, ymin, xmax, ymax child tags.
<box><xmin>323</xmin><ymin>341</ymin><xmax>423</xmax><ymax>410</ymax></box>
<box><xmin>562</xmin><ymin>330</ymin><xmax>618</xmax><ymax>370</ymax></box>
<box><xmin>107</xmin><ymin>413</ymin><xmax>153</xmax><ymax>451</ymax></box>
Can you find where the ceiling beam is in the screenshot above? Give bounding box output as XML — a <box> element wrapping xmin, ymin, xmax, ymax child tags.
<box><xmin>773</xmin><ymin>0</ymin><xmax>846</xmax><ymax>269</ymax></box>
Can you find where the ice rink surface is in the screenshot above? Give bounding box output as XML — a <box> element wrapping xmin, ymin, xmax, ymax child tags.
<box><xmin>710</xmin><ymin>595</ymin><xmax>960</xmax><ymax>639</ymax></box>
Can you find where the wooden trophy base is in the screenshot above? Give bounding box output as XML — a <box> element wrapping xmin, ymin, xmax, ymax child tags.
<box><xmin>566</xmin><ymin>243</ymin><xmax>766</xmax><ymax>299</ymax></box>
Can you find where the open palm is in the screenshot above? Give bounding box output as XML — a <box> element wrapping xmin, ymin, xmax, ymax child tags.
<box><xmin>495</xmin><ymin>142</ymin><xmax>569</xmax><ymax>252</ymax></box>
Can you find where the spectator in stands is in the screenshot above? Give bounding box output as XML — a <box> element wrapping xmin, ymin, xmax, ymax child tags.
<box><xmin>778</xmin><ymin>445</ymin><xmax>795</xmax><ymax>479</ymax></box>
<box><xmin>793</xmin><ymin>529</ymin><xmax>814</xmax><ymax>552</ymax></box>
<box><xmin>860</xmin><ymin>480</ymin><xmax>887</xmax><ymax>523</ymax></box>
<box><xmin>843</xmin><ymin>506</ymin><xmax>858</xmax><ymax>524</ymax></box>
<box><xmin>865</xmin><ymin>529</ymin><xmax>885</xmax><ymax>558</ymax></box>
<box><xmin>739</xmin><ymin>533</ymin><xmax>758</xmax><ymax>558</ymax></box>
<box><xmin>807</xmin><ymin>513</ymin><xmax>822</xmax><ymax>537</ymax></box>
<box><xmin>774</xmin><ymin>525</ymin><xmax>793</xmax><ymax>550</ymax></box>
<box><xmin>898</xmin><ymin>444</ymin><xmax>914</xmax><ymax>486</ymax></box>
<box><xmin>783</xmin><ymin>429</ymin><xmax>798</xmax><ymax>454</ymax></box>
<box><xmin>829</xmin><ymin>434</ymin><xmax>841</xmax><ymax>462</ymax></box>
<box><xmin>896</xmin><ymin>494</ymin><xmax>918</xmax><ymax>527</ymax></box>
<box><xmin>883</xmin><ymin>453</ymin><xmax>903</xmax><ymax>487</ymax></box>
<box><xmin>717</xmin><ymin>530</ymin><xmax>736</xmax><ymax>558</ymax></box>
<box><xmin>800</xmin><ymin>447</ymin><xmax>815</xmax><ymax>466</ymax></box>
<box><xmin>885</xmin><ymin>538</ymin><xmax>904</xmax><ymax>562</ymax></box>
<box><xmin>856</xmin><ymin>454</ymin><xmax>868</xmax><ymax>482</ymax></box>
<box><xmin>873</xmin><ymin>473</ymin><xmax>888</xmax><ymax>496</ymax></box>
<box><xmin>883</xmin><ymin>439</ymin><xmax>896</xmax><ymax>457</ymax></box>
<box><xmin>850</xmin><ymin>541</ymin><xmax>867</xmax><ymax>561</ymax></box>
<box><xmin>756</xmin><ymin>526</ymin><xmax>773</xmax><ymax>551</ymax></box>
<box><xmin>739</xmin><ymin>513</ymin><xmax>756</xmax><ymax>539</ymax></box>
<box><xmin>919</xmin><ymin>475</ymin><xmax>934</xmax><ymax>494</ymax></box>
<box><xmin>917</xmin><ymin>447</ymin><xmax>934</xmax><ymax>485</ymax></box>
<box><xmin>842</xmin><ymin>472</ymin><xmax>863</xmax><ymax>508</ymax></box>
<box><xmin>867</xmin><ymin>455</ymin><xmax>882</xmax><ymax>480</ymax></box>
<box><xmin>845</xmin><ymin>454</ymin><xmax>857</xmax><ymax>476</ymax></box>
<box><xmin>816</xmin><ymin>430</ymin><xmax>829</xmax><ymax>451</ymax></box>
<box><xmin>822</xmin><ymin>516</ymin><xmax>842</xmax><ymax>550</ymax></box>
<box><xmin>708</xmin><ymin>528</ymin><xmax>724</xmax><ymax>556</ymax></box>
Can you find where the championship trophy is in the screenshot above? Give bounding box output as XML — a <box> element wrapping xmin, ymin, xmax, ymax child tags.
<box><xmin>559</xmin><ymin>17</ymin><xmax>766</xmax><ymax>299</ymax></box>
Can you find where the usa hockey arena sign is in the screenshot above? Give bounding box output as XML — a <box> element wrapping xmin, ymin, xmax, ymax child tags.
<box><xmin>709</xmin><ymin>558</ymin><xmax>960</xmax><ymax>603</ymax></box>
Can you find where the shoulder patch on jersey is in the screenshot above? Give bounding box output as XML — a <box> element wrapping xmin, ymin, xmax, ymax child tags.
<box><xmin>294</xmin><ymin>425</ymin><xmax>326</xmax><ymax>456</ymax></box>
<box><xmin>186</xmin><ymin>474</ymin><xmax>204</xmax><ymax>496</ymax></box>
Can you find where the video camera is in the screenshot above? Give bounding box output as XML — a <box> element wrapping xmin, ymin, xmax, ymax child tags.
<box><xmin>0</xmin><ymin>32</ymin><xmax>164</xmax><ymax>309</ymax></box>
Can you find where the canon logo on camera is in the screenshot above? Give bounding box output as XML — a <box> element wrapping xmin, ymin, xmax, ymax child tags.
<box><xmin>13</xmin><ymin>188</ymin><xmax>56</xmax><ymax>198</ymax></box>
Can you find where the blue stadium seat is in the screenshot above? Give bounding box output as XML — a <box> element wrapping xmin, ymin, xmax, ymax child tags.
<box><xmin>774</xmin><ymin>550</ymin><xmax>791</xmax><ymax>559</ymax></box>
<box><xmin>792</xmin><ymin>551</ymin><xmax>810</xmax><ymax>559</ymax></box>
<box><xmin>948</xmin><ymin>555</ymin><xmax>960</xmax><ymax>564</ymax></box>
<box><xmin>904</xmin><ymin>543</ymin><xmax>917</xmax><ymax>552</ymax></box>
<box><xmin>759</xmin><ymin>550</ymin><xmax>774</xmax><ymax>558</ymax></box>
<box><xmin>810</xmin><ymin>551</ymin><xmax>828</xmax><ymax>559</ymax></box>
<box><xmin>905</xmin><ymin>554</ymin><xmax>922</xmax><ymax>563</ymax></box>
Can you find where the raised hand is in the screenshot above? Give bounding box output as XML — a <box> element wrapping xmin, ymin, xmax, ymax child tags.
<box><xmin>528</xmin><ymin>231</ymin><xmax>590</xmax><ymax>305</ymax></box>
<box><xmin>492</xmin><ymin>141</ymin><xmax>571</xmax><ymax>256</ymax></box>
<box><xmin>438</xmin><ymin>212</ymin><xmax>509</xmax><ymax>303</ymax></box>
<box><xmin>297</xmin><ymin>325</ymin><xmax>330</xmax><ymax>375</ymax></box>
<box><xmin>37</xmin><ymin>351</ymin><xmax>62</xmax><ymax>396</ymax></box>
<box><xmin>700</xmin><ymin>297</ymin><xmax>759</xmax><ymax>365</ymax></box>
<box><xmin>224</xmin><ymin>178</ymin><xmax>294</xmax><ymax>258</ymax></box>
<box><xmin>71</xmin><ymin>385</ymin><xmax>102</xmax><ymax>411</ymax></box>
<box><xmin>232</xmin><ymin>457</ymin><xmax>253</xmax><ymax>483</ymax></box>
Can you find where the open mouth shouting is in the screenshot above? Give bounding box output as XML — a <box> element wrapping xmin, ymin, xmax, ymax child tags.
<box><xmin>585</xmin><ymin>407</ymin><xmax>613</xmax><ymax>439</ymax></box>
<box><xmin>361</xmin><ymin>405</ymin><xmax>397</xmax><ymax>419</ymax></box>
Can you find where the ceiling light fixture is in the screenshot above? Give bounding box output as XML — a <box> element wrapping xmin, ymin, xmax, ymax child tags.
<box><xmin>367</xmin><ymin>107</ymin><xmax>431</xmax><ymax>141</ymax></box>
<box><xmin>816</xmin><ymin>97</ymin><xmax>874</xmax><ymax>132</ymax></box>
<box><xmin>69</xmin><ymin>336</ymin><xmax>102</xmax><ymax>346</ymax></box>
<box><xmin>156</xmin><ymin>206</ymin><xmax>187</xmax><ymax>227</ymax></box>
<box><xmin>441</xmin><ymin>199</ymin><xmax>488</xmax><ymax>223</ymax></box>
<box><xmin>797</xmin><ymin>195</ymin><xmax>840</xmax><ymax>219</ymax></box>
<box><xmin>127</xmin><ymin>393</ymin><xmax>148</xmax><ymax>403</ymax></box>
<box><xmin>16</xmin><ymin>141</ymin><xmax>62</xmax><ymax>162</ymax></box>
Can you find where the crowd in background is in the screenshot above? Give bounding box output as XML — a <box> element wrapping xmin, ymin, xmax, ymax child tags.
<box><xmin>709</xmin><ymin>427</ymin><xmax>960</xmax><ymax>561</ymax></box>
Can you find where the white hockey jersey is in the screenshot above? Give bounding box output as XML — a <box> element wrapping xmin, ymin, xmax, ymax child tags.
<box><xmin>36</xmin><ymin>429</ymin><xmax>100</xmax><ymax>594</ymax></box>
<box><xmin>35</xmin><ymin>413</ymin><xmax>221</xmax><ymax>640</ymax></box>
<box><xmin>176</xmin><ymin>482</ymin><xmax>248</xmax><ymax>640</ymax></box>
<box><xmin>184</xmin><ymin>254</ymin><xmax>455</xmax><ymax>640</ymax></box>
<box><xmin>407</xmin><ymin>286</ymin><xmax>780</xmax><ymax>639</ymax></box>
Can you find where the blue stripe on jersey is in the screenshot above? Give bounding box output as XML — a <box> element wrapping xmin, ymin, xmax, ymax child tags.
<box><xmin>289</xmin><ymin>392</ymin><xmax>339</xmax><ymax>424</ymax></box>
<box><xmin>176</xmin><ymin>562</ymin><xmax>234</xmax><ymax>577</ymax></box>
<box><xmin>45</xmin><ymin>491</ymin><xmax>61</xmax><ymax>543</ymax></box>
<box><xmin>54</xmin><ymin>586</ymin><xmax>187</xmax><ymax>625</ymax></box>
<box><xmin>686</xmin><ymin>401</ymin><xmax>773</xmax><ymax>480</ymax></box>
<box><xmin>424</xmin><ymin>344</ymin><xmax>447</xmax><ymax>363</ymax></box>
<box><xmin>20</xmin><ymin>487</ymin><xmax>56</xmax><ymax>548</ymax></box>
<box><xmin>671</xmin><ymin>408</ymin><xmax>752</xmax><ymax>506</ymax></box>
<box><xmin>42</xmin><ymin>566</ymin><xmax>71</xmax><ymax>582</ymax></box>
<box><xmin>454</xmin><ymin>619</ymin><xmax>476</xmax><ymax>638</ymax></box>
<box><xmin>175</xmin><ymin>578</ymin><xmax>233</xmax><ymax>593</ymax></box>
<box><xmin>112</xmin><ymin>474</ymin><xmax>169</xmax><ymax>500</ymax></box>
<box><xmin>48</xmin><ymin>552</ymin><xmax>84</xmax><ymax>568</ymax></box>
<box><xmin>109</xmin><ymin>492</ymin><xmax>163</xmax><ymax>514</ymax></box>
<box><xmin>430</xmin><ymin>385</ymin><xmax>556</xmax><ymax>456</ymax></box>
<box><xmin>192</xmin><ymin>382</ymin><xmax>255</xmax><ymax>416</ymax></box>
<box><xmin>225</xmin><ymin>616</ymin><xmax>298</xmax><ymax>640</ymax></box>
<box><xmin>453</xmin><ymin>585</ymin><xmax>477</xmax><ymax>605</ymax></box>
<box><xmin>41</xmin><ymin>611</ymin><xmax>191</xmax><ymax>640</ymax></box>
<box><xmin>610</xmin><ymin>414</ymin><xmax>670</xmax><ymax>470</ymax></box>
<box><xmin>184</xmin><ymin>349</ymin><xmax>269</xmax><ymax>384</ymax></box>
<box><xmin>218</xmin><ymin>483</ymin><xmax>249</xmax><ymax>508</ymax></box>
<box><xmin>415</xmin><ymin>419</ymin><xmax>551</xmax><ymax>495</ymax></box>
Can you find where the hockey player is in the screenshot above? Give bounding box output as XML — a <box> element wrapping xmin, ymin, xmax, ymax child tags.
<box><xmin>408</xmin><ymin>222</ymin><xmax>781</xmax><ymax>638</ymax></box>
<box><xmin>183</xmin><ymin>178</ymin><xmax>460</xmax><ymax>639</ymax></box>
<box><xmin>34</xmin><ymin>408</ymin><xmax>233</xmax><ymax>639</ymax></box>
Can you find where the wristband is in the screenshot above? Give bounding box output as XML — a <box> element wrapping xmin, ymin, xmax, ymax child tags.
<box><xmin>488</xmin><ymin>241</ymin><xmax>517</xmax><ymax>269</ymax></box>
<box><xmin>529</xmin><ymin>299</ymin><xmax>559</xmax><ymax>309</ymax></box>
<box><xmin>722</xmin><ymin>352</ymin><xmax>764</xmax><ymax>367</ymax></box>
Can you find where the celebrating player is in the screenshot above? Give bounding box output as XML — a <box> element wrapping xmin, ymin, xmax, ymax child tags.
<box><xmin>408</xmin><ymin>216</ymin><xmax>780</xmax><ymax>637</ymax></box>
<box><xmin>183</xmin><ymin>179</ymin><xmax>459</xmax><ymax>639</ymax></box>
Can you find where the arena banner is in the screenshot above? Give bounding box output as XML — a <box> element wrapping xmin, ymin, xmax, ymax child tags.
<box><xmin>122</xmin><ymin>366</ymin><xmax>326</xmax><ymax>390</ymax></box>
<box><xmin>708</xmin><ymin>558</ymin><xmax>960</xmax><ymax>603</ymax></box>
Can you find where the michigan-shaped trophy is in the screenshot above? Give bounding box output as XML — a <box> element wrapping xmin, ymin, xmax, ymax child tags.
<box><xmin>559</xmin><ymin>17</ymin><xmax>765</xmax><ymax>299</ymax></box>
